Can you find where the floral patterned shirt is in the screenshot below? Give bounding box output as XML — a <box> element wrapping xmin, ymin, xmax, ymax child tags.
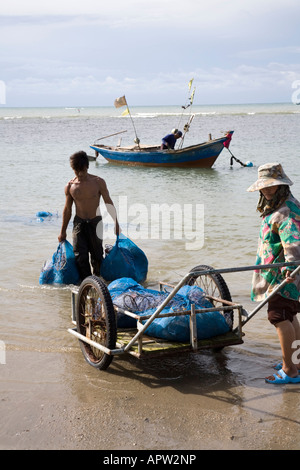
<box><xmin>251</xmin><ymin>194</ymin><xmax>300</xmax><ymax>301</ymax></box>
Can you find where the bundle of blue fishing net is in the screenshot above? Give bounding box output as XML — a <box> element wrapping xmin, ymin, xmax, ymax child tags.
<box><xmin>108</xmin><ymin>277</ymin><xmax>231</xmax><ymax>342</ymax></box>
<box><xmin>101</xmin><ymin>235</ymin><xmax>148</xmax><ymax>283</ymax></box>
<box><xmin>39</xmin><ymin>240</ymin><xmax>80</xmax><ymax>285</ymax></box>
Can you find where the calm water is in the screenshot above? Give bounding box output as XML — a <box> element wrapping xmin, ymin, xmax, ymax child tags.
<box><xmin>1</xmin><ymin>102</ymin><xmax>300</xmax><ymax>365</ymax></box>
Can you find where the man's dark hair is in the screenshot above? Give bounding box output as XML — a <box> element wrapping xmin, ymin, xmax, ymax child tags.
<box><xmin>70</xmin><ymin>151</ymin><xmax>89</xmax><ymax>172</ymax></box>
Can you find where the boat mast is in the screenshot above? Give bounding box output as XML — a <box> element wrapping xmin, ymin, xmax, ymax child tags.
<box><xmin>177</xmin><ymin>80</ymin><xmax>196</xmax><ymax>150</ymax></box>
<box><xmin>114</xmin><ymin>95</ymin><xmax>141</xmax><ymax>149</ymax></box>
<box><xmin>127</xmin><ymin>107</ymin><xmax>141</xmax><ymax>149</ymax></box>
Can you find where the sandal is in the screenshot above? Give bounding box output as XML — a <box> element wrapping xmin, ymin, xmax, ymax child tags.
<box><xmin>273</xmin><ymin>362</ymin><xmax>300</xmax><ymax>373</ymax></box>
<box><xmin>265</xmin><ymin>368</ymin><xmax>300</xmax><ymax>384</ymax></box>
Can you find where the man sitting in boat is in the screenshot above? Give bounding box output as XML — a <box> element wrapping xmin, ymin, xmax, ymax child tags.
<box><xmin>160</xmin><ymin>129</ymin><xmax>183</xmax><ymax>150</ymax></box>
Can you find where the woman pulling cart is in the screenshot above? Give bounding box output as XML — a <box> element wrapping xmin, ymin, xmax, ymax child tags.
<box><xmin>247</xmin><ymin>162</ymin><xmax>300</xmax><ymax>384</ymax></box>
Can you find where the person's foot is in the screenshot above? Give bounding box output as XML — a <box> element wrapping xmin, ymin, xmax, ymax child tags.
<box><xmin>273</xmin><ymin>361</ymin><xmax>300</xmax><ymax>373</ymax></box>
<box><xmin>265</xmin><ymin>368</ymin><xmax>300</xmax><ymax>384</ymax></box>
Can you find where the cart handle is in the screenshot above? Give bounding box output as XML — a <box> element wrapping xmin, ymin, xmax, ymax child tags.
<box><xmin>188</xmin><ymin>260</ymin><xmax>300</xmax><ymax>278</ymax></box>
<box><xmin>123</xmin><ymin>260</ymin><xmax>300</xmax><ymax>351</ymax></box>
<box><xmin>238</xmin><ymin>263</ymin><xmax>300</xmax><ymax>329</ymax></box>
<box><xmin>189</xmin><ymin>260</ymin><xmax>300</xmax><ymax>331</ymax></box>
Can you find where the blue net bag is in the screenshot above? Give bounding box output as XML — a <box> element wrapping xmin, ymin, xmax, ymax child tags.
<box><xmin>139</xmin><ymin>285</ymin><xmax>230</xmax><ymax>342</ymax></box>
<box><xmin>107</xmin><ymin>278</ymin><xmax>231</xmax><ymax>340</ymax></box>
<box><xmin>108</xmin><ymin>277</ymin><xmax>166</xmax><ymax>328</ymax></box>
<box><xmin>101</xmin><ymin>235</ymin><xmax>148</xmax><ymax>283</ymax></box>
<box><xmin>39</xmin><ymin>240</ymin><xmax>80</xmax><ymax>285</ymax></box>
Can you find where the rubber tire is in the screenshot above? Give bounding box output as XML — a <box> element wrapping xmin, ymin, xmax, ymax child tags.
<box><xmin>187</xmin><ymin>264</ymin><xmax>233</xmax><ymax>329</ymax></box>
<box><xmin>76</xmin><ymin>275</ymin><xmax>116</xmax><ymax>370</ymax></box>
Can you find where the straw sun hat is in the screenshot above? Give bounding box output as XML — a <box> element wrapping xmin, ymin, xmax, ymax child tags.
<box><xmin>247</xmin><ymin>162</ymin><xmax>293</xmax><ymax>192</ymax></box>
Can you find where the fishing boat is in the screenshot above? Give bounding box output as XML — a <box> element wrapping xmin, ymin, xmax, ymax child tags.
<box><xmin>90</xmin><ymin>131</ymin><xmax>233</xmax><ymax>168</ymax></box>
<box><xmin>90</xmin><ymin>84</ymin><xmax>238</xmax><ymax>168</ymax></box>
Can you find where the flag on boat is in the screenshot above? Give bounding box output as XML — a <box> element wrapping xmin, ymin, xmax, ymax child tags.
<box><xmin>114</xmin><ymin>95</ymin><xmax>127</xmax><ymax>108</ymax></box>
<box><xmin>190</xmin><ymin>88</ymin><xmax>195</xmax><ymax>104</ymax></box>
<box><xmin>122</xmin><ymin>107</ymin><xmax>130</xmax><ymax>116</ymax></box>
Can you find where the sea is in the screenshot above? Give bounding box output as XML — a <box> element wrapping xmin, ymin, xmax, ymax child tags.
<box><xmin>1</xmin><ymin>102</ymin><xmax>300</xmax><ymax>370</ymax></box>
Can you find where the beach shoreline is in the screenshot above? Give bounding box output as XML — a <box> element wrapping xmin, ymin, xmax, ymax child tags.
<box><xmin>1</xmin><ymin>348</ymin><xmax>299</xmax><ymax>451</ymax></box>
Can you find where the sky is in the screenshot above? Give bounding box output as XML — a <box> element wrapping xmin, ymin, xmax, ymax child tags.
<box><xmin>1</xmin><ymin>0</ymin><xmax>300</xmax><ymax>107</ymax></box>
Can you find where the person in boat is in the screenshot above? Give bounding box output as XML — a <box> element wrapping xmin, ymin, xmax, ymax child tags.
<box><xmin>160</xmin><ymin>129</ymin><xmax>183</xmax><ymax>150</ymax></box>
<box><xmin>58</xmin><ymin>150</ymin><xmax>120</xmax><ymax>281</ymax></box>
<box><xmin>247</xmin><ymin>163</ymin><xmax>300</xmax><ymax>384</ymax></box>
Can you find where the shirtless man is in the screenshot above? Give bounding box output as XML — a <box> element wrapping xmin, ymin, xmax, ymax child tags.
<box><xmin>58</xmin><ymin>151</ymin><xmax>120</xmax><ymax>281</ymax></box>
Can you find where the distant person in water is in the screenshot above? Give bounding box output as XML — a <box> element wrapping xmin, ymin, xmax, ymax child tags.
<box><xmin>161</xmin><ymin>129</ymin><xmax>183</xmax><ymax>150</ymax></box>
<box><xmin>58</xmin><ymin>150</ymin><xmax>120</xmax><ymax>281</ymax></box>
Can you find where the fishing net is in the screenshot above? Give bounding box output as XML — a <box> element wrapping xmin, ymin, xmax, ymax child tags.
<box><xmin>108</xmin><ymin>277</ymin><xmax>231</xmax><ymax>341</ymax></box>
<box><xmin>39</xmin><ymin>240</ymin><xmax>80</xmax><ymax>285</ymax></box>
<box><xmin>101</xmin><ymin>235</ymin><xmax>148</xmax><ymax>283</ymax></box>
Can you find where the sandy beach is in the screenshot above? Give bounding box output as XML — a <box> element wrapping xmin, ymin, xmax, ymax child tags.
<box><xmin>1</xmin><ymin>342</ymin><xmax>299</xmax><ymax>451</ymax></box>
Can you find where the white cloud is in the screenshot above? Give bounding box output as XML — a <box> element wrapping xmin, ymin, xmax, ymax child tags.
<box><xmin>5</xmin><ymin>61</ymin><xmax>300</xmax><ymax>106</ymax></box>
<box><xmin>0</xmin><ymin>0</ymin><xmax>248</xmax><ymax>17</ymax></box>
<box><xmin>2</xmin><ymin>0</ymin><xmax>298</xmax><ymax>31</ymax></box>
<box><xmin>1</xmin><ymin>0</ymin><xmax>300</xmax><ymax>106</ymax></box>
<box><xmin>234</xmin><ymin>46</ymin><xmax>300</xmax><ymax>60</ymax></box>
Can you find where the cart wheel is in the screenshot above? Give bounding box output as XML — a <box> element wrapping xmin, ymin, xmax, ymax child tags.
<box><xmin>76</xmin><ymin>276</ymin><xmax>116</xmax><ymax>370</ymax></box>
<box><xmin>187</xmin><ymin>264</ymin><xmax>233</xmax><ymax>329</ymax></box>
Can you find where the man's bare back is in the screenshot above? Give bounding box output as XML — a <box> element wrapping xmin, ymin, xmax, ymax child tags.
<box><xmin>58</xmin><ymin>162</ymin><xmax>119</xmax><ymax>243</ymax></box>
<box><xmin>68</xmin><ymin>173</ymin><xmax>104</xmax><ymax>219</ymax></box>
<box><xmin>58</xmin><ymin>150</ymin><xmax>120</xmax><ymax>279</ymax></box>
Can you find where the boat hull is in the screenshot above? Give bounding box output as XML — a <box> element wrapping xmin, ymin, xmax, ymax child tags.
<box><xmin>90</xmin><ymin>135</ymin><xmax>230</xmax><ymax>168</ymax></box>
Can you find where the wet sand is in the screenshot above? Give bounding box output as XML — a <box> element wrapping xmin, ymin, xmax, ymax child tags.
<box><xmin>1</xmin><ymin>344</ymin><xmax>300</xmax><ymax>451</ymax></box>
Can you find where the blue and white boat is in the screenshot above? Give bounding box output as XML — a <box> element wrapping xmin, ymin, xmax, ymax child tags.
<box><xmin>90</xmin><ymin>131</ymin><xmax>234</xmax><ymax>168</ymax></box>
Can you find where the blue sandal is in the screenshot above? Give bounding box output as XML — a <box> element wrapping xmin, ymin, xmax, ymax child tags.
<box><xmin>273</xmin><ymin>362</ymin><xmax>300</xmax><ymax>373</ymax></box>
<box><xmin>266</xmin><ymin>368</ymin><xmax>300</xmax><ymax>384</ymax></box>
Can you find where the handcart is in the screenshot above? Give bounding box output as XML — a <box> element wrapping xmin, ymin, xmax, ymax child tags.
<box><xmin>68</xmin><ymin>262</ymin><xmax>300</xmax><ymax>371</ymax></box>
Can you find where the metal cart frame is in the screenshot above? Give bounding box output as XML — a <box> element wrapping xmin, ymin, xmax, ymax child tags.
<box><xmin>68</xmin><ymin>261</ymin><xmax>300</xmax><ymax>370</ymax></box>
